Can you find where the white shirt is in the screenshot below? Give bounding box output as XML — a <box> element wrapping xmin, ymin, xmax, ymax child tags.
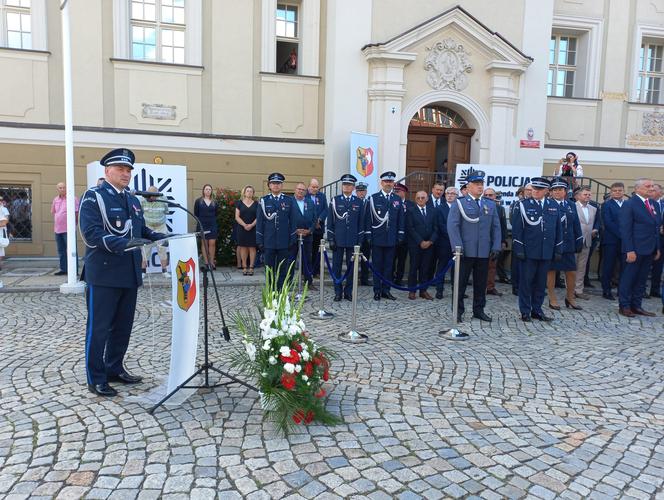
<box><xmin>580</xmin><ymin>203</ymin><xmax>589</xmax><ymax>221</ymax></box>
<box><xmin>296</xmin><ymin>198</ymin><xmax>305</xmax><ymax>214</ymax></box>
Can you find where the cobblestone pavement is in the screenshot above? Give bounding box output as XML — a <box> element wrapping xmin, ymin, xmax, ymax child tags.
<box><xmin>1</xmin><ymin>283</ymin><xmax>664</xmax><ymax>499</ymax></box>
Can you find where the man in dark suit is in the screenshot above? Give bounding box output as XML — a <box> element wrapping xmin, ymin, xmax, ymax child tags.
<box><xmin>406</xmin><ymin>191</ymin><xmax>438</xmax><ymax>300</ymax></box>
<box><xmin>618</xmin><ymin>178</ymin><xmax>661</xmax><ymax>317</ymax></box>
<box><xmin>79</xmin><ymin>148</ymin><xmax>167</xmax><ymax>397</ymax></box>
<box><xmin>307</xmin><ymin>178</ymin><xmax>327</xmax><ymax>277</ymax></box>
<box><xmin>600</xmin><ymin>182</ymin><xmax>625</xmax><ymax>300</ymax></box>
<box><xmin>392</xmin><ymin>183</ymin><xmax>412</xmax><ymax>286</ymax></box>
<box><xmin>483</xmin><ymin>188</ymin><xmax>506</xmax><ymax>296</ymax></box>
<box><xmin>431</xmin><ymin>186</ymin><xmax>456</xmax><ymax>298</ymax></box>
<box><xmin>292</xmin><ymin>182</ymin><xmax>316</xmax><ymax>287</ymax></box>
<box><xmin>647</xmin><ymin>183</ymin><xmax>664</xmax><ymax>298</ymax></box>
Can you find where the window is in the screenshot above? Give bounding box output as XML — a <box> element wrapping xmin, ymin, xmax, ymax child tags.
<box><xmin>548</xmin><ymin>35</ymin><xmax>577</xmax><ymax>97</ymax></box>
<box><xmin>130</xmin><ymin>0</ymin><xmax>185</xmax><ymax>64</ymax></box>
<box><xmin>276</xmin><ymin>3</ymin><xmax>299</xmax><ymax>74</ymax></box>
<box><xmin>1</xmin><ymin>0</ymin><xmax>31</xmax><ymax>49</ymax></box>
<box><xmin>0</xmin><ymin>185</ymin><xmax>32</xmax><ymax>241</ymax></box>
<box><xmin>637</xmin><ymin>41</ymin><xmax>664</xmax><ymax>104</ymax></box>
<box><xmin>410</xmin><ymin>106</ymin><xmax>468</xmax><ymax>129</ymax></box>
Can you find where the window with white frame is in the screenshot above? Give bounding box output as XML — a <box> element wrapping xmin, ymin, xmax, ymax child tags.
<box><xmin>1</xmin><ymin>0</ymin><xmax>31</xmax><ymax>49</ymax></box>
<box><xmin>130</xmin><ymin>0</ymin><xmax>185</xmax><ymax>64</ymax></box>
<box><xmin>276</xmin><ymin>2</ymin><xmax>299</xmax><ymax>74</ymax></box>
<box><xmin>548</xmin><ymin>34</ymin><xmax>577</xmax><ymax>97</ymax></box>
<box><xmin>637</xmin><ymin>41</ymin><xmax>664</xmax><ymax>104</ymax></box>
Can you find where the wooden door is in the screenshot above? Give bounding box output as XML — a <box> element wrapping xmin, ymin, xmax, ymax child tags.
<box><xmin>406</xmin><ymin>134</ymin><xmax>437</xmax><ymax>198</ymax></box>
<box><xmin>447</xmin><ymin>133</ymin><xmax>470</xmax><ymax>176</ymax></box>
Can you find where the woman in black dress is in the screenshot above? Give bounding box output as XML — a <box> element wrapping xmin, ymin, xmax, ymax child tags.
<box><xmin>234</xmin><ymin>185</ymin><xmax>258</xmax><ymax>275</ymax></box>
<box><xmin>194</xmin><ymin>184</ymin><xmax>219</xmax><ymax>269</ymax></box>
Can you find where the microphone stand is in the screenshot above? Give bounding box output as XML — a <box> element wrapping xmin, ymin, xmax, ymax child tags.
<box><xmin>149</xmin><ymin>200</ymin><xmax>257</xmax><ymax>415</ymax></box>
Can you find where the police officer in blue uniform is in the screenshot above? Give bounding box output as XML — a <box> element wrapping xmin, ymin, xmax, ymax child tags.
<box><xmin>256</xmin><ymin>172</ymin><xmax>298</xmax><ymax>290</ymax></box>
<box><xmin>292</xmin><ymin>181</ymin><xmax>316</xmax><ymax>287</ymax></box>
<box><xmin>327</xmin><ymin>174</ymin><xmax>363</xmax><ymax>301</ymax></box>
<box><xmin>355</xmin><ymin>182</ymin><xmax>371</xmax><ymax>286</ymax></box>
<box><xmin>447</xmin><ymin>171</ymin><xmax>501</xmax><ymax>322</ymax></box>
<box><xmin>392</xmin><ymin>182</ymin><xmax>413</xmax><ymax>286</ymax></box>
<box><xmin>79</xmin><ymin>148</ymin><xmax>167</xmax><ymax>397</ymax></box>
<box><xmin>511</xmin><ymin>177</ymin><xmax>563</xmax><ymax>322</ymax></box>
<box><xmin>363</xmin><ymin>171</ymin><xmax>405</xmax><ymax>301</ymax></box>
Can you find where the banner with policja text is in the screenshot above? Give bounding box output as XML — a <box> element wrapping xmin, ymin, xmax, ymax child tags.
<box><xmin>167</xmin><ymin>234</ymin><xmax>200</xmax><ymax>394</ymax></box>
<box><xmin>456</xmin><ymin>164</ymin><xmax>543</xmax><ymax>208</ymax></box>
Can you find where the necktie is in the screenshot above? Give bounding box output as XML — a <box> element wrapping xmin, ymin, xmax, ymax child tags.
<box><xmin>421</xmin><ymin>207</ymin><xmax>426</xmax><ymax>217</ymax></box>
<box><xmin>646</xmin><ymin>199</ymin><xmax>655</xmax><ymax>217</ymax></box>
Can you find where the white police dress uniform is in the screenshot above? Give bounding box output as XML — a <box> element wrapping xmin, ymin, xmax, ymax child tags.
<box><xmin>327</xmin><ymin>174</ymin><xmax>363</xmax><ymax>300</ymax></box>
<box><xmin>79</xmin><ymin>149</ymin><xmax>166</xmax><ymax>395</ymax></box>
<box><xmin>511</xmin><ymin>177</ymin><xmax>563</xmax><ymax>321</ymax></box>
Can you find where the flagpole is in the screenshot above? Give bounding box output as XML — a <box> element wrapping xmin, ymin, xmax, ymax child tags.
<box><xmin>60</xmin><ymin>0</ymin><xmax>84</xmax><ymax>294</ymax></box>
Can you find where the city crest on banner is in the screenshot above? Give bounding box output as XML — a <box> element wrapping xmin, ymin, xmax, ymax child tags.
<box><xmin>176</xmin><ymin>258</ymin><xmax>197</xmax><ymax>312</ymax></box>
<box><xmin>350</xmin><ymin>132</ymin><xmax>379</xmax><ymax>194</ymax></box>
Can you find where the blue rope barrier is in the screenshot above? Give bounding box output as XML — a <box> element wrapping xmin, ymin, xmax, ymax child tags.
<box><xmin>323</xmin><ymin>250</ymin><xmax>354</xmax><ymax>285</ymax></box>
<box><xmin>364</xmin><ymin>257</ymin><xmax>455</xmax><ymax>292</ymax></box>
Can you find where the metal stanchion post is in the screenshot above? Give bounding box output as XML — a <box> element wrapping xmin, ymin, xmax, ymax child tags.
<box><xmin>310</xmin><ymin>238</ymin><xmax>334</xmax><ymax>320</ymax></box>
<box><xmin>338</xmin><ymin>245</ymin><xmax>368</xmax><ymax>343</ymax></box>
<box><xmin>440</xmin><ymin>246</ymin><xmax>469</xmax><ymax>340</ymax></box>
<box><xmin>295</xmin><ymin>233</ymin><xmax>305</xmax><ymax>301</ymax></box>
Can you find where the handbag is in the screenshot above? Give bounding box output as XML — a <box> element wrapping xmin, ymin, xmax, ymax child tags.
<box><xmin>0</xmin><ymin>227</ymin><xmax>9</xmax><ymax>248</ymax></box>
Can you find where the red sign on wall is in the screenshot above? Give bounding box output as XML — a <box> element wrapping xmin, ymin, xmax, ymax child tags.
<box><xmin>519</xmin><ymin>140</ymin><xmax>541</xmax><ymax>149</ymax></box>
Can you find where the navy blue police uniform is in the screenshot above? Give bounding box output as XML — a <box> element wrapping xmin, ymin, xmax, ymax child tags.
<box><xmin>393</xmin><ymin>183</ymin><xmax>412</xmax><ymax>286</ymax></box>
<box><xmin>511</xmin><ymin>178</ymin><xmax>563</xmax><ymax>321</ymax></box>
<box><xmin>618</xmin><ymin>193</ymin><xmax>660</xmax><ymax>314</ymax></box>
<box><xmin>292</xmin><ymin>192</ymin><xmax>316</xmax><ymax>285</ymax></box>
<box><xmin>363</xmin><ymin>171</ymin><xmax>405</xmax><ymax>299</ymax></box>
<box><xmin>509</xmin><ymin>197</ymin><xmax>524</xmax><ymax>295</ymax></box>
<box><xmin>79</xmin><ymin>149</ymin><xmax>166</xmax><ymax>396</ymax></box>
<box><xmin>309</xmin><ymin>189</ymin><xmax>327</xmax><ymax>276</ymax></box>
<box><xmin>327</xmin><ymin>174</ymin><xmax>363</xmax><ymax>300</ymax></box>
<box><xmin>600</xmin><ymin>196</ymin><xmax>624</xmax><ymax>298</ymax></box>
<box><xmin>255</xmin><ymin>173</ymin><xmax>298</xmax><ymax>290</ymax></box>
<box><xmin>355</xmin><ymin>182</ymin><xmax>371</xmax><ymax>286</ymax></box>
<box><xmin>447</xmin><ymin>171</ymin><xmax>502</xmax><ymax>321</ymax></box>
<box><xmin>432</xmin><ymin>199</ymin><xmax>453</xmax><ymax>298</ymax></box>
<box><xmin>549</xmin><ymin>179</ymin><xmax>583</xmax><ymax>272</ymax></box>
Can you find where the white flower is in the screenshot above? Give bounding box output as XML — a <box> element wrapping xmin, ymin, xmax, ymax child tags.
<box><xmin>288</xmin><ymin>324</ymin><xmax>300</xmax><ymax>336</ymax></box>
<box><xmin>268</xmin><ymin>356</ymin><xmax>277</xmax><ymax>365</ymax></box>
<box><xmin>301</xmin><ymin>350</ymin><xmax>310</xmax><ymax>361</ymax></box>
<box><xmin>279</xmin><ymin>346</ymin><xmax>291</xmax><ymax>357</ymax></box>
<box><xmin>283</xmin><ymin>363</ymin><xmax>295</xmax><ymax>374</ymax></box>
<box><xmin>302</xmin><ymin>375</ymin><xmax>309</xmax><ymax>381</ymax></box>
<box><xmin>294</xmin><ymin>364</ymin><xmax>302</xmax><ymax>373</ymax></box>
<box><xmin>262</xmin><ymin>339</ymin><xmax>271</xmax><ymax>351</ymax></box>
<box><xmin>244</xmin><ymin>342</ymin><xmax>256</xmax><ymax>361</ymax></box>
<box><xmin>297</xmin><ymin>319</ymin><xmax>306</xmax><ymax>330</ymax></box>
<box><xmin>264</xmin><ymin>308</ymin><xmax>276</xmax><ymax>322</ymax></box>
<box><xmin>259</xmin><ymin>318</ymin><xmax>272</xmax><ymax>331</ymax></box>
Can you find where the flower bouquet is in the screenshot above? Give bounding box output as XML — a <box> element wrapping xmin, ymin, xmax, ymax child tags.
<box><xmin>231</xmin><ymin>265</ymin><xmax>340</xmax><ymax>434</ymax></box>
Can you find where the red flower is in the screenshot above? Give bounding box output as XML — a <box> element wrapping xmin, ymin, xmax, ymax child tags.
<box><xmin>279</xmin><ymin>349</ymin><xmax>301</xmax><ymax>364</ymax></box>
<box><xmin>313</xmin><ymin>355</ymin><xmax>322</xmax><ymax>366</ymax></box>
<box><xmin>304</xmin><ymin>362</ymin><xmax>314</xmax><ymax>377</ymax></box>
<box><xmin>292</xmin><ymin>409</ymin><xmax>305</xmax><ymax>424</ymax></box>
<box><xmin>315</xmin><ymin>388</ymin><xmax>326</xmax><ymax>398</ymax></box>
<box><xmin>323</xmin><ymin>370</ymin><xmax>329</xmax><ymax>382</ymax></box>
<box><xmin>304</xmin><ymin>410</ymin><xmax>314</xmax><ymax>424</ymax></box>
<box><xmin>291</xmin><ymin>341</ymin><xmax>303</xmax><ymax>352</ymax></box>
<box><xmin>281</xmin><ymin>373</ymin><xmax>296</xmax><ymax>391</ymax></box>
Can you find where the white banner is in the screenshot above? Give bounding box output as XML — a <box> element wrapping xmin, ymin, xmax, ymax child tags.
<box><xmin>86</xmin><ymin>162</ymin><xmax>188</xmax><ymax>272</ymax></box>
<box><xmin>167</xmin><ymin>234</ymin><xmax>200</xmax><ymax>394</ymax></box>
<box><xmin>456</xmin><ymin>163</ymin><xmax>543</xmax><ymax>208</ymax></box>
<box><xmin>350</xmin><ymin>132</ymin><xmax>379</xmax><ymax>195</ymax></box>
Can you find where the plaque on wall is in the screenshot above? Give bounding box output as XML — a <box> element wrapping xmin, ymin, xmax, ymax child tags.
<box><xmin>141</xmin><ymin>103</ymin><xmax>177</xmax><ymax>120</ymax></box>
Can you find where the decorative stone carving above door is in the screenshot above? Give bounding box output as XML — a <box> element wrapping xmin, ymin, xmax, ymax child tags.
<box><xmin>424</xmin><ymin>38</ymin><xmax>472</xmax><ymax>91</ymax></box>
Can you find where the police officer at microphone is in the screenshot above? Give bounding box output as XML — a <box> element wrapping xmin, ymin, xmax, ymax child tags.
<box><xmin>447</xmin><ymin>170</ymin><xmax>501</xmax><ymax>322</ymax></box>
<box><xmin>327</xmin><ymin>174</ymin><xmax>363</xmax><ymax>301</ymax></box>
<box><xmin>511</xmin><ymin>177</ymin><xmax>563</xmax><ymax>322</ymax></box>
<box><xmin>256</xmin><ymin>172</ymin><xmax>298</xmax><ymax>290</ymax></box>
<box><xmin>79</xmin><ymin>148</ymin><xmax>167</xmax><ymax>397</ymax></box>
<box><xmin>363</xmin><ymin>171</ymin><xmax>405</xmax><ymax>301</ymax></box>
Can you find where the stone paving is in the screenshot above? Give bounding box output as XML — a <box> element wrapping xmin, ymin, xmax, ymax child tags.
<box><xmin>1</xmin><ymin>279</ymin><xmax>664</xmax><ymax>499</ymax></box>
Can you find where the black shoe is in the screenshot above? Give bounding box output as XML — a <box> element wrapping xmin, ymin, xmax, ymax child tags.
<box><xmin>473</xmin><ymin>312</ymin><xmax>492</xmax><ymax>322</ymax></box>
<box><xmin>435</xmin><ymin>290</ymin><xmax>443</xmax><ymax>299</ymax></box>
<box><xmin>555</xmin><ymin>280</ymin><xmax>565</xmax><ymax>289</ymax></box>
<box><xmin>381</xmin><ymin>292</ymin><xmax>397</xmax><ymax>300</ymax></box>
<box><xmin>87</xmin><ymin>383</ymin><xmax>118</xmax><ymax>397</ymax></box>
<box><xmin>344</xmin><ymin>293</ymin><xmax>352</xmax><ymax>302</ymax></box>
<box><xmin>521</xmin><ymin>314</ymin><xmax>531</xmax><ymax>322</ymax></box>
<box><xmin>512</xmin><ymin>289</ymin><xmax>519</xmax><ymax>296</ymax></box>
<box><xmin>374</xmin><ymin>293</ymin><xmax>381</xmax><ymax>301</ymax></box>
<box><xmin>650</xmin><ymin>291</ymin><xmax>662</xmax><ymax>298</ymax></box>
<box><xmin>531</xmin><ymin>312</ymin><xmax>553</xmax><ymax>322</ymax></box>
<box><xmin>54</xmin><ymin>270</ymin><xmax>67</xmax><ymax>276</ymax></box>
<box><xmin>333</xmin><ymin>293</ymin><xmax>342</xmax><ymax>302</ymax></box>
<box><xmin>456</xmin><ymin>314</ymin><xmax>464</xmax><ymax>323</ymax></box>
<box><xmin>602</xmin><ymin>293</ymin><xmax>616</xmax><ymax>301</ymax></box>
<box><xmin>644</xmin><ymin>293</ymin><xmax>651</xmax><ymax>299</ymax></box>
<box><xmin>107</xmin><ymin>371</ymin><xmax>143</xmax><ymax>384</ymax></box>
<box><xmin>498</xmin><ymin>277</ymin><xmax>511</xmax><ymax>284</ymax></box>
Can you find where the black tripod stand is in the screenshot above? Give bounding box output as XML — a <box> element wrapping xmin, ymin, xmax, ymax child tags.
<box><xmin>149</xmin><ymin>202</ymin><xmax>257</xmax><ymax>415</ymax></box>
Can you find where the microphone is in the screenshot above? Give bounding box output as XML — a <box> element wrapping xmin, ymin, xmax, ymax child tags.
<box><xmin>130</xmin><ymin>189</ymin><xmax>163</xmax><ymax>197</ymax></box>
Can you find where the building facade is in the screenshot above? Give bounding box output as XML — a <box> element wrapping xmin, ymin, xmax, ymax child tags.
<box><xmin>0</xmin><ymin>0</ymin><xmax>663</xmax><ymax>256</ymax></box>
